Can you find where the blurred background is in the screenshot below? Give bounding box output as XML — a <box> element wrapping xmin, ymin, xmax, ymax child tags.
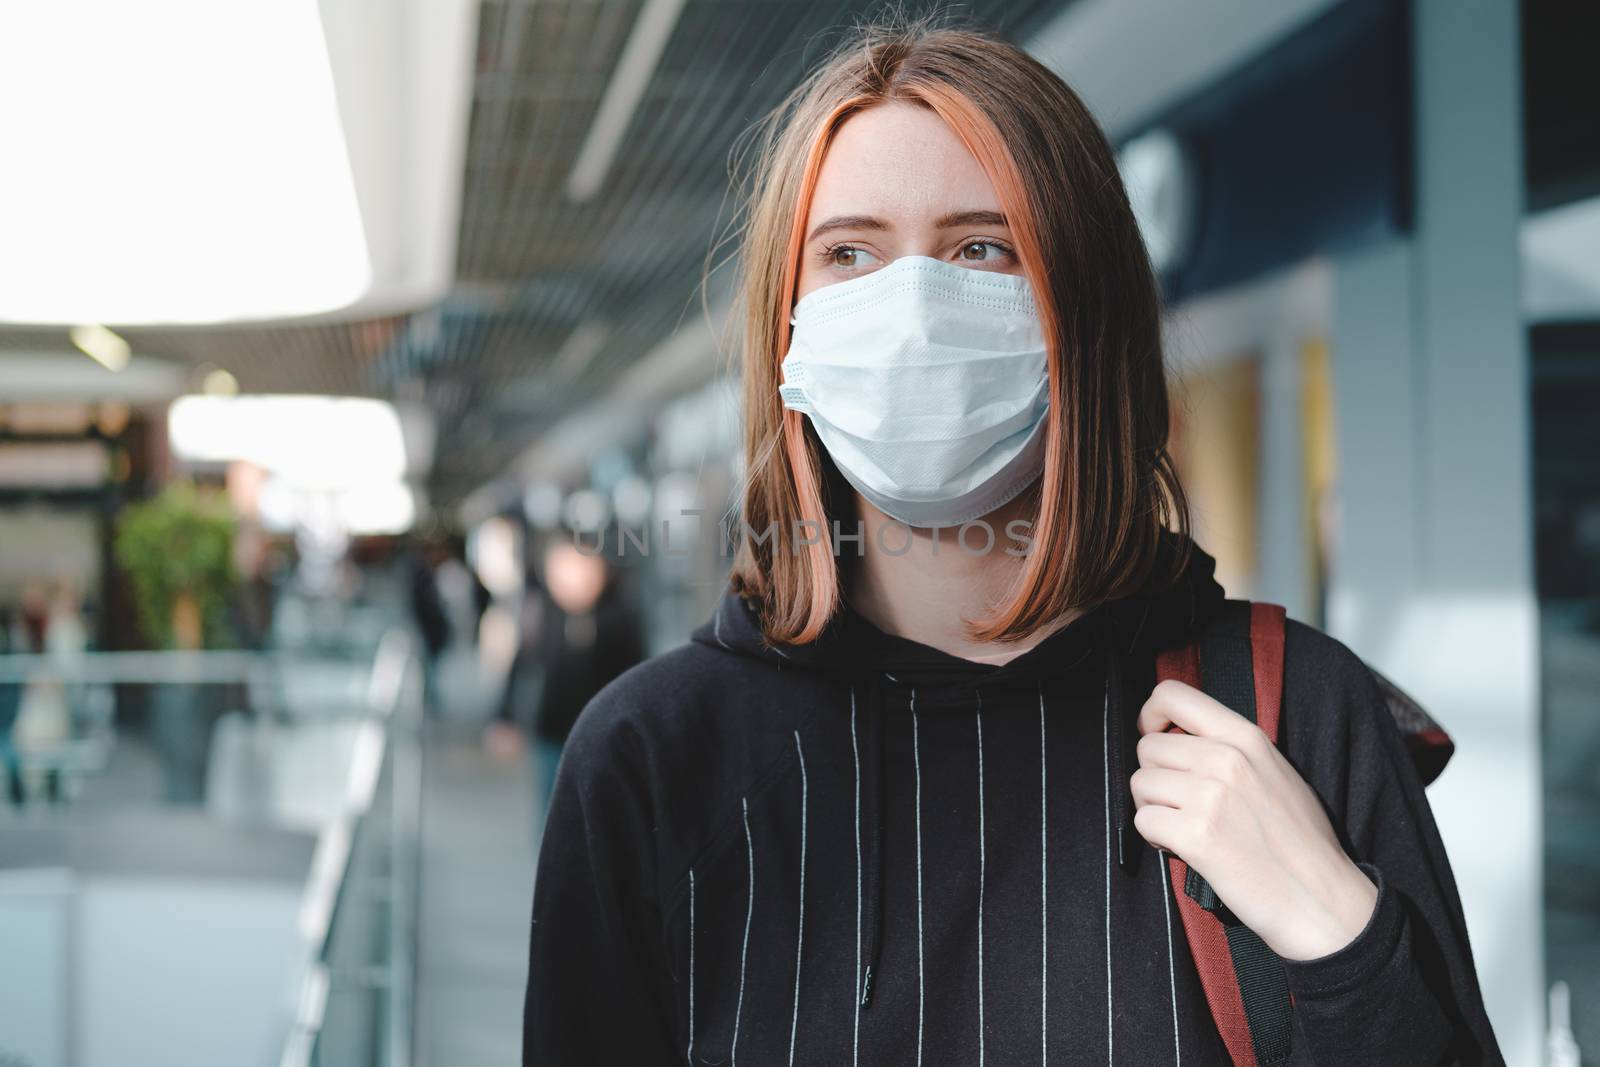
<box><xmin>0</xmin><ymin>0</ymin><xmax>1593</xmax><ymax>1064</ymax></box>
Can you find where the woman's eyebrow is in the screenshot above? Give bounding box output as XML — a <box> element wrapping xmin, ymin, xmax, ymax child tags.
<box><xmin>804</xmin><ymin>208</ymin><xmax>1009</xmax><ymax>244</ymax></box>
<box><xmin>805</xmin><ymin>214</ymin><xmax>890</xmax><ymax>243</ymax></box>
<box><xmin>933</xmin><ymin>209</ymin><xmax>1008</xmax><ymax>229</ymax></box>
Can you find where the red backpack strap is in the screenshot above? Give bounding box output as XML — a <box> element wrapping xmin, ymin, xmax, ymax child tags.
<box><xmin>1155</xmin><ymin>601</ymin><xmax>1293</xmax><ymax>1067</ymax></box>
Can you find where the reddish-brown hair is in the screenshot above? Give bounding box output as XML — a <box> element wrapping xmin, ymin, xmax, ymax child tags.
<box><xmin>725</xmin><ymin>14</ymin><xmax>1189</xmax><ymax>645</ymax></box>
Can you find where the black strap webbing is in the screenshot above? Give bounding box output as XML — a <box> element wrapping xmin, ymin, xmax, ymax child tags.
<box><xmin>1191</xmin><ymin>601</ymin><xmax>1294</xmax><ymax>1067</ymax></box>
<box><xmin>1188</xmin><ymin>603</ymin><xmax>1256</xmax><ymax>910</ymax></box>
<box><xmin>1223</xmin><ymin>920</ymin><xmax>1294</xmax><ymax>1066</ymax></box>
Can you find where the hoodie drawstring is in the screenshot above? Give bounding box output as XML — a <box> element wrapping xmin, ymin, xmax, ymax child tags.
<box><xmin>1100</xmin><ymin>607</ymin><xmax>1145</xmax><ymax>880</ymax></box>
<box><xmin>856</xmin><ymin>670</ymin><xmax>888</xmax><ymax>1009</ymax></box>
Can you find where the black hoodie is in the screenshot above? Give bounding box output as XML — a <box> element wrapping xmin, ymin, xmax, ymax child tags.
<box><xmin>522</xmin><ymin>540</ymin><xmax>1504</xmax><ymax>1065</ymax></box>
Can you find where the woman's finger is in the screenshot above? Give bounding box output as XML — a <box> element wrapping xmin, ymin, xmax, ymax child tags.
<box><xmin>1137</xmin><ymin>678</ymin><xmax>1234</xmax><ymax>736</ymax></box>
<box><xmin>1128</xmin><ymin>765</ymin><xmax>1208</xmax><ymax>810</ymax></box>
<box><xmin>1131</xmin><ymin>802</ymin><xmax>1187</xmax><ymax>854</ymax></box>
<box><xmin>1137</xmin><ymin>677</ymin><xmax>1270</xmax><ymax>758</ymax></box>
<box><xmin>1133</xmin><ymin>728</ymin><xmax>1208</xmax><ymax>771</ymax></box>
<box><xmin>1137</xmin><ymin>725</ymin><xmax>1271</xmax><ymax>801</ymax></box>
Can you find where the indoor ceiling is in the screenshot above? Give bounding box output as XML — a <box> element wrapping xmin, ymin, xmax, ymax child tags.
<box><xmin>0</xmin><ymin>0</ymin><xmax>1067</xmax><ymax>506</ymax></box>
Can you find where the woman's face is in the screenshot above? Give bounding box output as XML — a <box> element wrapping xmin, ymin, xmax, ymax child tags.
<box><xmin>794</xmin><ymin>100</ymin><xmax>1021</xmax><ymax>305</ymax></box>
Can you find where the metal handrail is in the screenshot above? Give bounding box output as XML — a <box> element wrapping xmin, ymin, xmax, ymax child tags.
<box><xmin>278</xmin><ymin>627</ymin><xmax>421</xmax><ymax>1067</ymax></box>
<box><xmin>0</xmin><ymin>649</ymin><xmax>332</xmax><ymax>685</ymax></box>
<box><xmin>0</xmin><ymin>645</ymin><xmax>375</xmax><ymax>791</ymax></box>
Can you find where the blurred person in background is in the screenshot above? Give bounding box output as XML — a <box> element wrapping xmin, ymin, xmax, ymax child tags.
<box><xmin>8</xmin><ymin>577</ymin><xmax>84</xmax><ymax>803</ymax></box>
<box><xmin>408</xmin><ymin>535</ymin><xmax>452</xmax><ymax>715</ymax></box>
<box><xmin>227</xmin><ymin>523</ymin><xmax>280</xmax><ymax>653</ymax></box>
<box><xmin>486</xmin><ymin>532</ymin><xmax>645</xmax><ymax>825</ymax></box>
<box><xmin>522</xmin><ymin>16</ymin><xmax>1502</xmax><ymax>1066</ymax></box>
<box><xmin>410</xmin><ymin>531</ymin><xmax>492</xmax><ymax>717</ymax></box>
<box><xmin>44</xmin><ymin>577</ymin><xmax>88</xmax><ymax>661</ymax></box>
<box><xmin>483</xmin><ymin>551</ymin><xmax>548</xmax><ymax>766</ymax></box>
<box><xmin>17</xmin><ymin>578</ymin><xmax>48</xmax><ymax>653</ymax></box>
<box><xmin>0</xmin><ymin>606</ymin><xmax>22</xmax><ymax>806</ymax></box>
<box><xmin>436</xmin><ymin>532</ymin><xmax>492</xmax><ymax>653</ymax></box>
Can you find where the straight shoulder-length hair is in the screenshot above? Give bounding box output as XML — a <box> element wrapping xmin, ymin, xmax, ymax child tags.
<box><xmin>725</xmin><ymin>15</ymin><xmax>1190</xmax><ymax>646</ymax></box>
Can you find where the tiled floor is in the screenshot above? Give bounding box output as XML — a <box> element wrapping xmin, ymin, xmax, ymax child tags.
<box><xmin>415</xmin><ymin>722</ymin><xmax>540</xmax><ymax>1066</ymax></box>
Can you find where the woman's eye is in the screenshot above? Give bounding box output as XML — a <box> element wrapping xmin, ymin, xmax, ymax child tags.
<box><xmin>828</xmin><ymin>245</ymin><xmax>878</xmax><ymax>269</ymax></box>
<box><xmin>959</xmin><ymin>241</ymin><xmax>1010</xmax><ymax>263</ymax></box>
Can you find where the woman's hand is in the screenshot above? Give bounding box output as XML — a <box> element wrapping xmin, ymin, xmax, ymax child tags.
<box><xmin>1130</xmin><ymin>679</ymin><xmax>1379</xmax><ymax>961</ymax></box>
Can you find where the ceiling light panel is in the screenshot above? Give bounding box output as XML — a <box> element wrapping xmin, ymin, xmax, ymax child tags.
<box><xmin>0</xmin><ymin>0</ymin><xmax>371</xmax><ymax>325</ymax></box>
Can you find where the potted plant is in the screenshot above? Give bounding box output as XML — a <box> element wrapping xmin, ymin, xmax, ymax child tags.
<box><xmin>114</xmin><ymin>482</ymin><xmax>239</xmax><ymax>801</ymax></box>
<box><xmin>114</xmin><ymin>481</ymin><xmax>238</xmax><ymax>651</ymax></box>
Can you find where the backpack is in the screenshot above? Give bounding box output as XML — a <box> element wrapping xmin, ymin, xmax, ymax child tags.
<box><xmin>1154</xmin><ymin>601</ymin><xmax>1455</xmax><ymax>1067</ymax></box>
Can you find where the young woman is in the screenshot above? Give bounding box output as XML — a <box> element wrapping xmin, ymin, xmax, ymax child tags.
<box><xmin>522</xmin><ymin>19</ymin><xmax>1503</xmax><ymax>1066</ymax></box>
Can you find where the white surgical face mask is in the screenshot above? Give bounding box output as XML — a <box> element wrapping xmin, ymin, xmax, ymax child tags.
<box><xmin>779</xmin><ymin>254</ymin><xmax>1049</xmax><ymax>529</ymax></box>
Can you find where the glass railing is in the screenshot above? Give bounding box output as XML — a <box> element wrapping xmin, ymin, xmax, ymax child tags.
<box><xmin>281</xmin><ymin>629</ymin><xmax>422</xmax><ymax>1067</ymax></box>
<box><xmin>0</xmin><ymin>621</ymin><xmax>422</xmax><ymax>1067</ymax></box>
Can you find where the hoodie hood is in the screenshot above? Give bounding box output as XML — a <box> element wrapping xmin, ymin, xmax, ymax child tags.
<box><xmin>690</xmin><ymin>533</ymin><xmax>1226</xmax><ymax>1009</ymax></box>
<box><xmin>693</xmin><ymin>532</ymin><xmax>1225</xmax><ymax>689</ymax></box>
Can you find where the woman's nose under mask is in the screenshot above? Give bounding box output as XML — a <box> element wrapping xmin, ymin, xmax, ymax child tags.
<box><xmin>779</xmin><ymin>254</ymin><xmax>1049</xmax><ymax>529</ymax></box>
